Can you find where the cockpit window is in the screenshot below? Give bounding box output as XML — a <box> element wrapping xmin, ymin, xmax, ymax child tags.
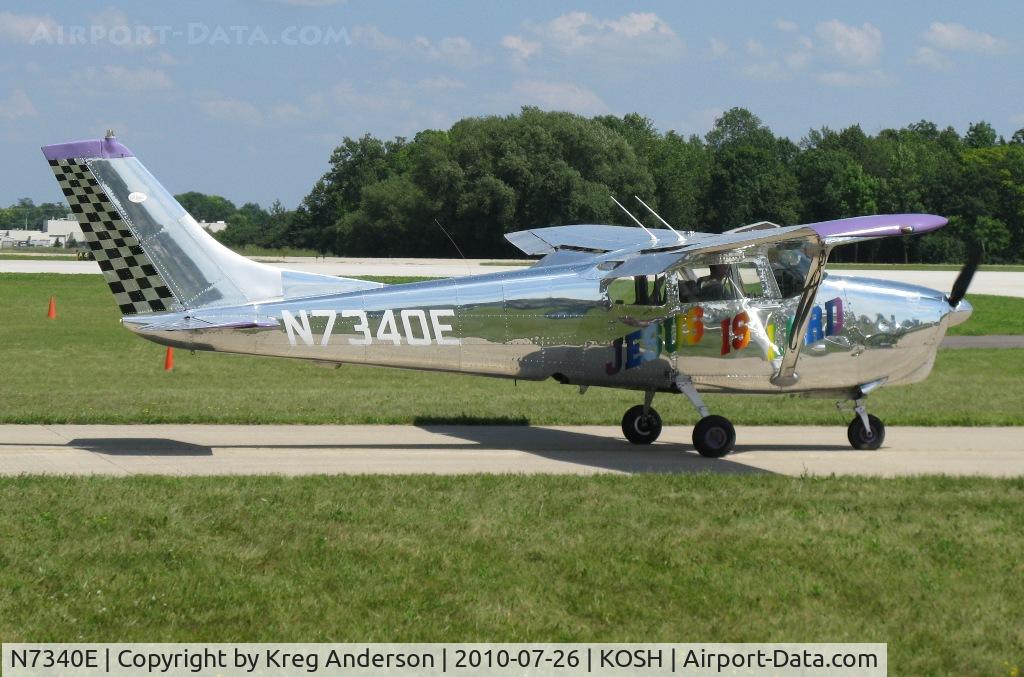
<box><xmin>608</xmin><ymin>275</ymin><xmax>668</xmax><ymax>306</ymax></box>
<box><xmin>678</xmin><ymin>264</ymin><xmax>748</xmax><ymax>303</ymax></box>
<box><xmin>769</xmin><ymin>246</ymin><xmax>811</xmax><ymax>298</ymax></box>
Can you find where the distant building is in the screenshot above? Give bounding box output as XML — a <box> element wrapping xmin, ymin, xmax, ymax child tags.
<box><xmin>0</xmin><ymin>217</ymin><xmax>227</xmax><ymax>248</ymax></box>
<box><xmin>0</xmin><ymin>230</ymin><xmax>52</xmax><ymax>248</ymax></box>
<box><xmin>199</xmin><ymin>220</ymin><xmax>228</xmax><ymax>233</ymax></box>
<box><xmin>45</xmin><ymin>216</ymin><xmax>84</xmax><ymax>246</ymax></box>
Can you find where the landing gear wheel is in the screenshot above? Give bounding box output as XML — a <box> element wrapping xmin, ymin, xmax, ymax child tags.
<box><xmin>621</xmin><ymin>405</ymin><xmax>663</xmax><ymax>444</ymax></box>
<box><xmin>692</xmin><ymin>415</ymin><xmax>736</xmax><ymax>458</ymax></box>
<box><xmin>847</xmin><ymin>414</ymin><xmax>885</xmax><ymax>450</ymax></box>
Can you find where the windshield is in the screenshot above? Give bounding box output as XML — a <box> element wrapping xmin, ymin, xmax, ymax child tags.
<box><xmin>768</xmin><ymin>245</ymin><xmax>811</xmax><ymax>298</ymax></box>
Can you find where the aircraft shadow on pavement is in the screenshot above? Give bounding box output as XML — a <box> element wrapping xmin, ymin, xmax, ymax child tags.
<box><xmin>37</xmin><ymin>426</ymin><xmax>854</xmax><ymax>474</ymax></box>
<box><xmin>68</xmin><ymin>438</ymin><xmax>213</xmax><ymax>456</ymax></box>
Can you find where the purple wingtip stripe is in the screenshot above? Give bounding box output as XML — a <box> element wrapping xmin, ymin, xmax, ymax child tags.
<box><xmin>41</xmin><ymin>137</ymin><xmax>134</xmax><ymax>161</ymax></box>
<box><xmin>808</xmin><ymin>213</ymin><xmax>947</xmax><ymax>239</ymax></box>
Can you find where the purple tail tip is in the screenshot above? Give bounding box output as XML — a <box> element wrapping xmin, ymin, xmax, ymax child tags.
<box><xmin>42</xmin><ymin>137</ymin><xmax>134</xmax><ymax>161</ymax></box>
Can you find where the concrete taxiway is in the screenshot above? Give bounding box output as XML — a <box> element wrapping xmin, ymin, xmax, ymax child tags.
<box><xmin>1</xmin><ymin>425</ymin><xmax>1021</xmax><ymax>477</ymax></box>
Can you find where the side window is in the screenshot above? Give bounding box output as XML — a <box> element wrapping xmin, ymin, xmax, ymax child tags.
<box><xmin>678</xmin><ymin>265</ymin><xmax>744</xmax><ymax>303</ymax></box>
<box><xmin>735</xmin><ymin>262</ymin><xmax>768</xmax><ymax>299</ymax></box>
<box><xmin>608</xmin><ymin>275</ymin><xmax>667</xmax><ymax>307</ymax></box>
<box><xmin>678</xmin><ymin>260</ymin><xmax>775</xmax><ymax>303</ymax></box>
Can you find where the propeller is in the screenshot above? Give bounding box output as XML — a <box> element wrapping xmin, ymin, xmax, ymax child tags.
<box><xmin>947</xmin><ymin>244</ymin><xmax>984</xmax><ymax>308</ymax></box>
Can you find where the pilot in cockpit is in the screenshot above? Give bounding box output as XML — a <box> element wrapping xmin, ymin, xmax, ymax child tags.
<box><xmin>680</xmin><ymin>264</ymin><xmax>741</xmax><ymax>302</ymax></box>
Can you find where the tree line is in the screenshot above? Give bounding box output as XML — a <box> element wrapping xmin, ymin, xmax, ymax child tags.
<box><xmin>14</xmin><ymin>107</ymin><xmax>1024</xmax><ymax>262</ymax></box>
<box><xmin>0</xmin><ymin>198</ymin><xmax>69</xmax><ymax>231</ymax></box>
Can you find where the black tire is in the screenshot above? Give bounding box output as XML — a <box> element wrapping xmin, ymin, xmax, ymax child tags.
<box><xmin>621</xmin><ymin>405</ymin><xmax>662</xmax><ymax>444</ymax></box>
<box><xmin>692</xmin><ymin>415</ymin><xmax>736</xmax><ymax>457</ymax></box>
<box><xmin>847</xmin><ymin>414</ymin><xmax>885</xmax><ymax>450</ymax></box>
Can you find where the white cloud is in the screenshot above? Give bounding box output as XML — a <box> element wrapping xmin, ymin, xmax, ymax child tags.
<box><xmin>740</xmin><ymin>34</ymin><xmax>812</xmax><ymax>80</ymax></box>
<box><xmin>151</xmin><ymin>51</ymin><xmax>182</xmax><ymax>66</ymax></box>
<box><xmin>510</xmin><ymin>80</ymin><xmax>608</xmax><ymax>115</ymax></box>
<box><xmin>418</xmin><ymin>76</ymin><xmax>465</xmax><ymax>90</ymax></box>
<box><xmin>89</xmin><ymin>65</ymin><xmax>173</xmax><ymax>91</ymax></box>
<box><xmin>785</xmin><ymin>49</ymin><xmax>811</xmax><ymax>70</ymax></box>
<box><xmin>88</xmin><ymin>8</ymin><xmax>156</xmax><ymax>48</ymax></box>
<box><xmin>326</xmin><ymin>81</ymin><xmax>413</xmax><ymax>112</ymax></box>
<box><xmin>350</xmin><ymin>25</ymin><xmax>404</xmax><ymax>51</ymax></box>
<box><xmin>501</xmin><ymin>34</ymin><xmax>541</xmax><ymax>61</ymax></box>
<box><xmin>817</xmin><ymin>69</ymin><xmax>895</xmax><ymax>87</ymax></box>
<box><xmin>0</xmin><ymin>89</ymin><xmax>36</xmax><ymax>120</ymax></box>
<box><xmin>910</xmin><ymin>46</ymin><xmax>951</xmax><ymax>70</ymax></box>
<box><xmin>923</xmin><ymin>22</ymin><xmax>1010</xmax><ymax>54</ymax></box>
<box><xmin>741</xmin><ymin>61</ymin><xmax>789</xmax><ymax>81</ymax></box>
<box><xmin>351</xmin><ymin>26</ymin><xmax>479</xmax><ymax>67</ymax></box>
<box><xmin>745</xmin><ymin>39</ymin><xmax>767</xmax><ymax>58</ymax></box>
<box><xmin>413</xmin><ymin>36</ymin><xmax>479</xmax><ymax>67</ymax></box>
<box><xmin>527</xmin><ymin>11</ymin><xmax>684</xmax><ymax>63</ymax></box>
<box><xmin>707</xmin><ymin>37</ymin><xmax>729</xmax><ymax>59</ymax></box>
<box><xmin>815</xmin><ymin>20</ymin><xmax>883</xmax><ymax>66</ymax></box>
<box><xmin>774</xmin><ymin>19</ymin><xmax>799</xmax><ymax>33</ymax></box>
<box><xmin>0</xmin><ymin>11</ymin><xmax>57</xmax><ymax>43</ymax></box>
<box><xmin>269</xmin><ymin>103</ymin><xmax>305</xmax><ymax>123</ymax></box>
<box><xmin>201</xmin><ymin>98</ymin><xmax>264</xmax><ymax>126</ymax></box>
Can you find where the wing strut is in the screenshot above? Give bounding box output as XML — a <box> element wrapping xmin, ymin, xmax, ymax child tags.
<box><xmin>610</xmin><ymin>196</ymin><xmax>657</xmax><ymax>241</ymax></box>
<box><xmin>633</xmin><ymin>195</ymin><xmax>686</xmax><ymax>241</ymax></box>
<box><xmin>770</xmin><ymin>245</ymin><xmax>829</xmax><ymax>387</ymax></box>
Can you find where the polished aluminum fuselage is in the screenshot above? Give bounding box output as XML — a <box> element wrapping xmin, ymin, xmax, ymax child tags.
<box><xmin>127</xmin><ymin>261</ymin><xmax>961</xmax><ymax>398</ymax></box>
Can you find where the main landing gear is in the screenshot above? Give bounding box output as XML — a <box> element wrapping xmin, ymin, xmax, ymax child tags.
<box><xmin>844</xmin><ymin>399</ymin><xmax>885</xmax><ymax>450</ymax></box>
<box><xmin>620</xmin><ymin>377</ymin><xmax>737</xmax><ymax>458</ymax></box>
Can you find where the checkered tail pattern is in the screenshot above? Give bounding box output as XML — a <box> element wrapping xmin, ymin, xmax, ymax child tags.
<box><xmin>48</xmin><ymin>158</ymin><xmax>183</xmax><ymax>315</ymax></box>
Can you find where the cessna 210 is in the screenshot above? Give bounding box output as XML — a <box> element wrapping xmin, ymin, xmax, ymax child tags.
<box><xmin>43</xmin><ymin>134</ymin><xmax>978</xmax><ymax>457</ymax></box>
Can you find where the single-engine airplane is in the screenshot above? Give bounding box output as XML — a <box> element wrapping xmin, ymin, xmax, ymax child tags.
<box><xmin>42</xmin><ymin>134</ymin><xmax>979</xmax><ymax>456</ymax></box>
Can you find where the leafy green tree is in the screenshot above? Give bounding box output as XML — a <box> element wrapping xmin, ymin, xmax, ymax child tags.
<box><xmin>175</xmin><ymin>192</ymin><xmax>236</xmax><ymax>222</ymax></box>
<box><xmin>206</xmin><ymin>108</ymin><xmax>1024</xmax><ymax>264</ymax></box>
<box><xmin>964</xmin><ymin>121</ymin><xmax>998</xmax><ymax>149</ymax></box>
<box><xmin>705</xmin><ymin>108</ymin><xmax>801</xmax><ymax>229</ymax></box>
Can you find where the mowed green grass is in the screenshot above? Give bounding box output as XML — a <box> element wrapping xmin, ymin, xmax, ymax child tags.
<box><xmin>0</xmin><ymin>253</ymin><xmax>78</xmax><ymax>260</ymax></box>
<box><xmin>946</xmin><ymin>294</ymin><xmax>1024</xmax><ymax>336</ymax></box>
<box><xmin>0</xmin><ymin>475</ymin><xmax>1022</xmax><ymax>674</ymax></box>
<box><xmin>1</xmin><ymin>273</ymin><xmax>1022</xmax><ymax>425</ymax></box>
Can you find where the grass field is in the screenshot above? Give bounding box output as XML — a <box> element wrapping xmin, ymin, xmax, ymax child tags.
<box><xmin>0</xmin><ymin>253</ymin><xmax>78</xmax><ymax>260</ymax></box>
<box><xmin>1</xmin><ymin>273</ymin><xmax>1022</xmax><ymax>425</ymax></box>
<box><xmin>948</xmin><ymin>294</ymin><xmax>1024</xmax><ymax>335</ymax></box>
<box><xmin>0</xmin><ymin>474</ymin><xmax>1021</xmax><ymax>674</ymax></box>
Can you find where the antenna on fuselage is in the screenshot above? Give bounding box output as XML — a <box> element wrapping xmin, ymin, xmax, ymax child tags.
<box><xmin>610</xmin><ymin>196</ymin><xmax>656</xmax><ymax>241</ymax></box>
<box><xmin>634</xmin><ymin>195</ymin><xmax>685</xmax><ymax>241</ymax></box>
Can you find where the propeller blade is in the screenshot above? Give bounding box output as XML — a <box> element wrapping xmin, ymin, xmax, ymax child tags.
<box><xmin>948</xmin><ymin>245</ymin><xmax>984</xmax><ymax>307</ymax></box>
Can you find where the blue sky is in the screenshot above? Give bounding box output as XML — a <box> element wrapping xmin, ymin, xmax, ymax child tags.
<box><xmin>1</xmin><ymin>0</ymin><xmax>1022</xmax><ymax>209</ymax></box>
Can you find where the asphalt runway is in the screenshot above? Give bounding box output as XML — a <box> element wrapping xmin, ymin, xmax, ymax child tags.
<box><xmin>2</xmin><ymin>257</ymin><xmax>1024</xmax><ymax>297</ymax></box>
<box><xmin>1</xmin><ymin>425</ymin><xmax>1022</xmax><ymax>477</ymax></box>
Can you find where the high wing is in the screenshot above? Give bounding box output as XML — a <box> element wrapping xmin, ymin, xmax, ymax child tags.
<box><xmin>505</xmin><ymin>213</ymin><xmax>947</xmax><ymax>258</ymax></box>
<box><xmin>506</xmin><ymin>213</ymin><xmax>947</xmax><ymax>387</ymax></box>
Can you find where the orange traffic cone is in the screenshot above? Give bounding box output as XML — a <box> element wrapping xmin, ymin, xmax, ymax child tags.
<box><xmin>47</xmin><ymin>296</ymin><xmax>56</xmax><ymax>319</ymax></box>
<box><xmin>164</xmin><ymin>347</ymin><xmax>174</xmax><ymax>371</ymax></box>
